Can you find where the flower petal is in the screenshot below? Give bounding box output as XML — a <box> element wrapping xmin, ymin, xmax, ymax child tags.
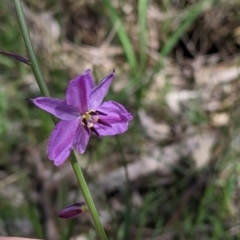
<box><xmin>31</xmin><ymin>97</ymin><xmax>62</xmax><ymax>115</ymax></box>
<box><xmin>31</xmin><ymin>97</ymin><xmax>79</xmax><ymax>120</ymax></box>
<box><xmin>98</xmin><ymin>101</ymin><xmax>133</xmax><ymax>122</ymax></box>
<box><xmin>95</xmin><ymin>101</ymin><xmax>132</xmax><ymax>136</ymax></box>
<box><xmin>55</xmin><ymin>103</ymin><xmax>80</xmax><ymax>120</ymax></box>
<box><xmin>75</xmin><ymin>125</ymin><xmax>91</xmax><ymax>154</ymax></box>
<box><xmin>95</xmin><ymin>121</ymin><xmax>130</xmax><ymax>136</ymax></box>
<box><xmin>66</xmin><ymin>69</ymin><xmax>94</xmax><ymax>113</ymax></box>
<box><xmin>89</xmin><ymin>70</ymin><xmax>115</xmax><ymax>109</ymax></box>
<box><xmin>48</xmin><ymin>120</ymin><xmax>79</xmax><ymax>166</ymax></box>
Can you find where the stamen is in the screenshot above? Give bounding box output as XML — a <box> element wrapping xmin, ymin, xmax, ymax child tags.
<box><xmin>98</xmin><ymin>119</ymin><xmax>111</xmax><ymax>127</ymax></box>
<box><xmin>82</xmin><ymin>118</ymin><xmax>88</xmax><ymax>126</ymax></box>
<box><xmin>81</xmin><ymin>110</ymin><xmax>107</xmax><ymax>136</ymax></box>
<box><xmin>90</xmin><ymin>126</ymin><xmax>100</xmax><ymax>137</ymax></box>
<box><xmin>89</xmin><ymin>110</ymin><xmax>97</xmax><ymax>116</ymax></box>
<box><xmin>83</xmin><ymin>125</ymin><xmax>90</xmax><ymax>134</ymax></box>
<box><xmin>89</xmin><ymin>112</ymin><xmax>97</xmax><ymax>116</ymax></box>
<box><xmin>96</xmin><ymin>110</ymin><xmax>107</xmax><ymax>116</ymax></box>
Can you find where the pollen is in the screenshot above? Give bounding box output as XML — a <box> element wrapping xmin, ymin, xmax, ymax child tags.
<box><xmin>81</xmin><ymin>110</ymin><xmax>98</xmax><ymax>128</ymax></box>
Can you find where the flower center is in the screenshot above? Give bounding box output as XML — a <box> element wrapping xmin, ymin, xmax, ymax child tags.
<box><xmin>81</xmin><ymin>110</ymin><xmax>111</xmax><ymax>137</ymax></box>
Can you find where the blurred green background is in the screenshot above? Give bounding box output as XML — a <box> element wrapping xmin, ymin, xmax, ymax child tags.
<box><xmin>1</xmin><ymin>0</ymin><xmax>240</xmax><ymax>239</ymax></box>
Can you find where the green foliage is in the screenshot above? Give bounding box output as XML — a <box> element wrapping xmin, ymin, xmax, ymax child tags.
<box><xmin>103</xmin><ymin>0</ymin><xmax>137</xmax><ymax>71</ymax></box>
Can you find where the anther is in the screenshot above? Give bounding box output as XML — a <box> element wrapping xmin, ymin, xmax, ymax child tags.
<box><xmin>83</xmin><ymin>125</ymin><xmax>90</xmax><ymax>134</ymax></box>
<box><xmin>89</xmin><ymin>111</ymin><xmax>97</xmax><ymax>116</ymax></box>
<box><xmin>95</xmin><ymin>110</ymin><xmax>107</xmax><ymax>116</ymax></box>
<box><xmin>82</xmin><ymin>118</ymin><xmax>88</xmax><ymax>126</ymax></box>
<box><xmin>98</xmin><ymin>119</ymin><xmax>111</xmax><ymax>127</ymax></box>
<box><xmin>90</xmin><ymin>127</ymin><xmax>100</xmax><ymax>137</ymax></box>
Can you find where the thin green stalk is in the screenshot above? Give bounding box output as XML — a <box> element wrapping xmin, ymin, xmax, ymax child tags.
<box><xmin>12</xmin><ymin>0</ymin><xmax>107</xmax><ymax>239</ymax></box>
<box><xmin>138</xmin><ymin>0</ymin><xmax>149</xmax><ymax>70</ymax></box>
<box><xmin>12</xmin><ymin>0</ymin><xmax>50</xmax><ymax>97</ymax></box>
<box><xmin>70</xmin><ymin>152</ymin><xmax>108</xmax><ymax>240</ymax></box>
<box><xmin>116</xmin><ymin>136</ymin><xmax>131</xmax><ymax>240</ymax></box>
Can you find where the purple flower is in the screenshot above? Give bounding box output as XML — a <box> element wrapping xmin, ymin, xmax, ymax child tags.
<box><xmin>58</xmin><ymin>202</ymin><xmax>87</xmax><ymax>219</ymax></box>
<box><xmin>32</xmin><ymin>69</ymin><xmax>133</xmax><ymax>166</ymax></box>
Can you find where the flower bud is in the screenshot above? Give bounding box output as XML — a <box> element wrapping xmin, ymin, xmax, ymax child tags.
<box><xmin>0</xmin><ymin>49</ymin><xmax>29</xmax><ymax>65</ymax></box>
<box><xmin>58</xmin><ymin>202</ymin><xmax>87</xmax><ymax>219</ymax></box>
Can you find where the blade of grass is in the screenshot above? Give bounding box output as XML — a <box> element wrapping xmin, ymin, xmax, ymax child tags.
<box><xmin>151</xmin><ymin>218</ymin><xmax>163</xmax><ymax>240</ymax></box>
<box><xmin>116</xmin><ymin>136</ymin><xmax>132</xmax><ymax>240</ymax></box>
<box><xmin>138</xmin><ymin>0</ymin><xmax>149</xmax><ymax>70</ymax></box>
<box><xmin>27</xmin><ymin>203</ymin><xmax>44</xmax><ymax>239</ymax></box>
<box><xmin>136</xmin><ymin>192</ymin><xmax>156</xmax><ymax>240</ymax></box>
<box><xmin>103</xmin><ymin>0</ymin><xmax>137</xmax><ymax>70</ymax></box>
<box><xmin>196</xmin><ymin>182</ymin><xmax>215</xmax><ymax>226</ymax></box>
<box><xmin>119</xmin><ymin>0</ymin><xmax>216</xmax><ymax>103</ymax></box>
<box><xmin>148</xmin><ymin>0</ymin><xmax>216</xmax><ymax>88</ymax></box>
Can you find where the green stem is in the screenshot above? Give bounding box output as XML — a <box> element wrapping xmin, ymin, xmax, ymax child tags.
<box><xmin>12</xmin><ymin>0</ymin><xmax>50</xmax><ymax>97</ymax></box>
<box><xmin>70</xmin><ymin>153</ymin><xmax>108</xmax><ymax>239</ymax></box>
<box><xmin>12</xmin><ymin>1</ymin><xmax>108</xmax><ymax>239</ymax></box>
